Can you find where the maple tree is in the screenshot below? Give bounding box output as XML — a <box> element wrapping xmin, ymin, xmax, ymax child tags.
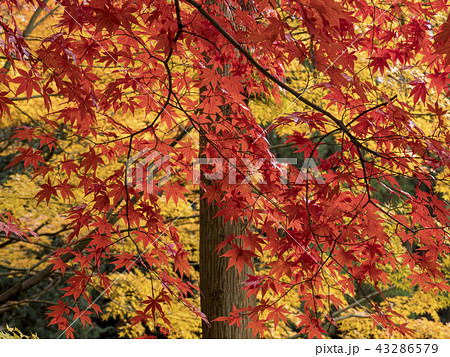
<box><xmin>1</xmin><ymin>0</ymin><xmax>450</xmax><ymax>339</ymax></box>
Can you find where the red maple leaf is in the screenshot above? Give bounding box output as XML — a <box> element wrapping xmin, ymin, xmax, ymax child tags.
<box><xmin>221</xmin><ymin>243</ymin><xmax>256</xmax><ymax>274</ymax></box>
<box><xmin>427</xmin><ymin>69</ymin><xmax>449</xmax><ymax>96</ymax></box>
<box><xmin>35</xmin><ymin>178</ymin><xmax>58</xmax><ymax>205</ymax></box>
<box><xmin>369</xmin><ymin>55</ymin><xmax>390</xmax><ymax>75</ymax></box>
<box><xmin>266</xmin><ymin>304</ymin><xmax>289</xmax><ymax>330</ymax></box>
<box><xmin>47</xmin><ymin>300</ymin><xmax>69</xmax><ymax>327</ymax></box>
<box><xmin>164</xmin><ymin>181</ymin><xmax>188</xmax><ymax>205</ymax></box>
<box><xmin>409</xmin><ymin>80</ymin><xmax>428</xmax><ymax>105</ymax></box>
<box><xmin>71</xmin><ymin>306</ymin><xmax>93</xmax><ymax>328</ymax></box>
<box><xmin>246</xmin><ymin>318</ymin><xmax>269</xmax><ymax>338</ymax></box>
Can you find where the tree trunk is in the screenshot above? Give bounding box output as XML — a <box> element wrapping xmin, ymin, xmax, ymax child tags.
<box><xmin>199</xmin><ymin>133</ymin><xmax>255</xmax><ymax>338</ymax></box>
<box><xmin>198</xmin><ymin>0</ymin><xmax>256</xmax><ymax>337</ymax></box>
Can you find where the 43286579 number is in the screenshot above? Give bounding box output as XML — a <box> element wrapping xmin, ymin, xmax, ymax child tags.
<box><xmin>375</xmin><ymin>344</ymin><xmax>438</xmax><ymax>354</ymax></box>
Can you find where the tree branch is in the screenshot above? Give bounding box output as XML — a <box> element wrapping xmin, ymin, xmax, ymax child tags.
<box><xmin>184</xmin><ymin>0</ymin><xmax>389</xmax><ymax>158</ymax></box>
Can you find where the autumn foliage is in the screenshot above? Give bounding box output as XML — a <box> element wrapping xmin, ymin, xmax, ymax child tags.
<box><xmin>1</xmin><ymin>0</ymin><xmax>450</xmax><ymax>338</ymax></box>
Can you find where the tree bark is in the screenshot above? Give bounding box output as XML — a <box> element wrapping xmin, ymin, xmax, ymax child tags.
<box><xmin>199</xmin><ymin>135</ymin><xmax>255</xmax><ymax>338</ymax></box>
